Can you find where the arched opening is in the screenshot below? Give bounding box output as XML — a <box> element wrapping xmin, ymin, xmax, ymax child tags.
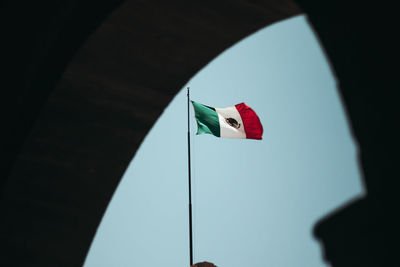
<box><xmin>84</xmin><ymin>15</ymin><xmax>364</xmax><ymax>267</ymax></box>
<box><xmin>1</xmin><ymin>1</ymin><xmax>300</xmax><ymax>266</ymax></box>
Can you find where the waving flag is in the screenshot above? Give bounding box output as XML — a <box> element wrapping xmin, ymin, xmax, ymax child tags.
<box><xmin>191</xmin><ymin>101</ymin><xmax>263</xmax><ymax>140</ymax></box>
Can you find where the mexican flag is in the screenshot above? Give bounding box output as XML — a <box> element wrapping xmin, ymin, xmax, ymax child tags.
<box><xmin>191</xmin><ymin>101</ymin><xmax>263</xmax><ymax>140</ymax></box>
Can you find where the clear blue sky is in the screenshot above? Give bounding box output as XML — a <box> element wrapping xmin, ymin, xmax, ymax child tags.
<box><xmin>84</xmin><ymin>15</ymin><xmax>364</xmax><ymax>267</ymax></box>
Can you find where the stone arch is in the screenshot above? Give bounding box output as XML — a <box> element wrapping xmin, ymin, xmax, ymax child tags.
<box><xmin>0</xmin><ymin>1</ymin><xmax>300</xmax><ymax>266</ymax></box>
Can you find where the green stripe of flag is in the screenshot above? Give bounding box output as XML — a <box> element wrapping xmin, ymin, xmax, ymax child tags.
<box><xmin>191</xmin><ymin>101</ymin><xmax>220</xmax><ymax>137</ymax></box>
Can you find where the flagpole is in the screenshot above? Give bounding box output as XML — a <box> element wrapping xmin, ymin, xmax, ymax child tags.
<box><xmin>187</xmin><ymin>87</ymin><xmax>194</xmax><ymax>266</ymax></box>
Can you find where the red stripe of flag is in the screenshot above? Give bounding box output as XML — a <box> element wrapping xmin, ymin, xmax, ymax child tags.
<box><xmin>235</xmin><ymin>103</ymin><xmax>263</xmax><ymax>140</ymax></box>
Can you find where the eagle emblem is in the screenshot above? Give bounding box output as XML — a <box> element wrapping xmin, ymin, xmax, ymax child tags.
<box><xmin>225</xmin><ymin>117</ymin><xmax>241</xmax><ymax>129</ymax></box>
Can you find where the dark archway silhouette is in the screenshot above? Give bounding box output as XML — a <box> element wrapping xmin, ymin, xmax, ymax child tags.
<box><xmin>0</xmin><ymin>1</ymin><xmax>397</xmax><ymax>266</ymax></box>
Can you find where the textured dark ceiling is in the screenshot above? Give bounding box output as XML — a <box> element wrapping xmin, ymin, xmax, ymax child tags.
<box><xmin>0</xmin><ymin>0</ymin><xmax>398</xmax><ymax>266</ymax></box>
